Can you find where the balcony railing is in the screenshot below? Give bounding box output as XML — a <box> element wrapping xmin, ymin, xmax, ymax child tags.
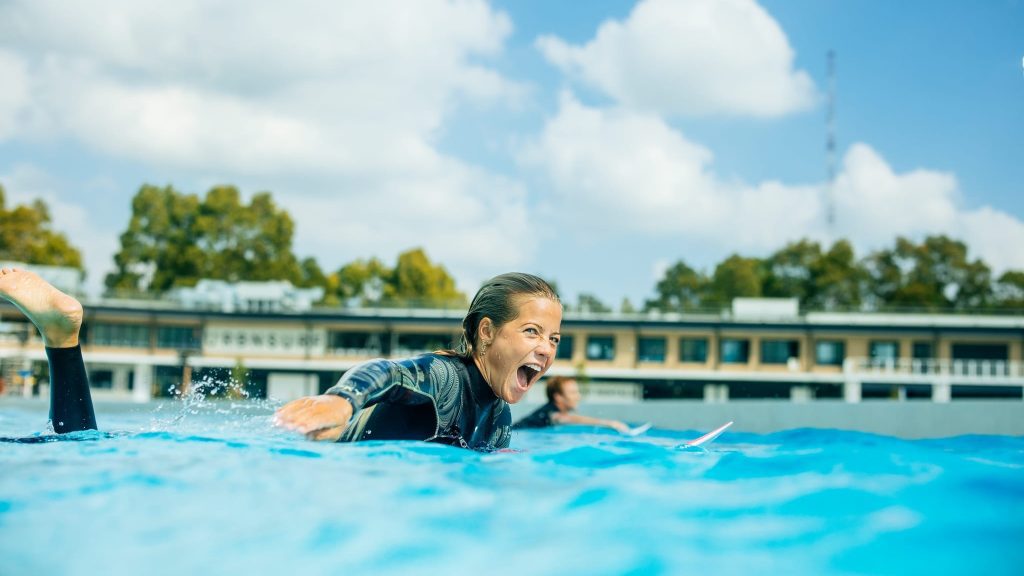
<box><xmin>844</xmin><ymin>357</ymin><xmax>1024</xmax><ymax>380</ymax></box>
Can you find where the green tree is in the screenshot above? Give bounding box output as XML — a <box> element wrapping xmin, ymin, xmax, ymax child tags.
<box><xmin>706</xmin><ymin>254</ymin><xmax>762</xmax><ymax>309</ymax></box>
<box><xmin>106</xmin><ymin>184</ymin><xmax>307</xmax><ymax>293</ymax></box>
<box><xmin>762</xmin><ymin>239</ymin><xmax>821</xmax><ymax>304</ymax></box>
<box><xmin>384</xmin><ymin>248</ymin><xmax>465</xmax><ymax>306</ymax></box>
<box><xmin>644</xmin><ymin>260</ymin><xmax>709</xmax><ymax>312</ymax></box>
<box><xmin>196</xmin><ymin>187</ymin><xmax>302</xmax><ymax>283</ymax></box>
<box><xmin>576</xmin><ymin>293</ymin><xmax>611</xmax><ymax>314</ymax></box>
<box><xmin>332</xmin><ymin>248</ymin><xmax>465</xmax><ymax>308</ymax></box>
<box><xmin>297</xmin><ymin>257</ymin><xmax>327</xmax><ymax>288</ymax></box>
<box><xmin>865</xmin><ymin>235</ymin><xmax>993</xmax><ymax>310</ymax></box>
<box><xmin>994</xmin><ymin>270</ymin><xmax>1024</xmax><ymax>310</ymax></box>
<box><xmin>810</xmin><ymin>239</ymin><xmax>866</xmax><ymax>310</ymax></box>
<box><xmin>0</xmin><ymin>184</ymin><xmax>84</xmax><ymax>268</ymax></box>
<box><xmin>334</xmin><ymin>256</ymin><xmax>389</xmax><ymax>304</ymax></box>
<box><xmin>761</xmin><ymin>238</ymin><xmax>866</xmax><ymax>311</ymax></box>
<box><xmin>620</xmin><ymin>297</ymin><xmax>636</xmax><ymax>314</ymax></box>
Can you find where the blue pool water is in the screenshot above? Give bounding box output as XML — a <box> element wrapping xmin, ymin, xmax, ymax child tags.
<box><xmin>1</xmin><ymin>398</ymin><xmax>1022</xmax><ymax>576</ymax></box>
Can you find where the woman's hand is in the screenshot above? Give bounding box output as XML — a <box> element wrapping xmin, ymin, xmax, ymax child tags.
<box><xmin>273</xmin><ymin>394</ymin><xmax>353</xmax><ymax>442</ymax></box>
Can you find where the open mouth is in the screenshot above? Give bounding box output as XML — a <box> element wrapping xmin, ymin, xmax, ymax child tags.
<box><xmin>516</xmin><ymin>363</ymin><xmax>542</xmax><ymax>390</ymax></box>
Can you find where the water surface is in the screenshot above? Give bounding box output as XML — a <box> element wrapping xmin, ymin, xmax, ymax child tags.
<box><xmin>1</xmin><ymin>399</ymin><xmax>1021</xmax><ymax>575</ymax></box>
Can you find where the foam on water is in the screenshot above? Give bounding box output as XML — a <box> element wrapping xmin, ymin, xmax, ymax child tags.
<box><xmin>1</xmin><ymin>387</ymin><xmax>1022</xmax><ymax>575</ymax></box>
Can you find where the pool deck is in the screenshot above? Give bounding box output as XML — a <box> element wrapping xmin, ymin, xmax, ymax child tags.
<box><xmin>3</xmin><ymin>396</ymin><xmax>1022</xmax><ymax>439</ymax></box>
<box><xmin>511</xmin><ymin>399</ymin><xmax>1024</xmax><ymax>438</ymax></box>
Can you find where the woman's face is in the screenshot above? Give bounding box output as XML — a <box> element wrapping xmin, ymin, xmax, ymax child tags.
<box><xmin>476</xmin><ymin>296</ymin><xmax>562</xmax><ymax>404</ymax></box>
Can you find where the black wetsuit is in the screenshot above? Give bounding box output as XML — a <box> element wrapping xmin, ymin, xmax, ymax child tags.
<box><xmin>1</xmin><ymin>345</ymin><xmax>96</xmax><ymax>443</ymax></box>
<box><xmin>511</xmin><ymin>401</ymin><xmax>558</xmax><ymax>430</ymax></box>
<box><xmin>327</xmin><ymin>353</ymin><xmax>511</xmax><ymax>451</ymax></box>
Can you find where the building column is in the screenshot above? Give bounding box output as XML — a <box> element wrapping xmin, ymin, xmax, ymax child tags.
<box><xmin>790</xmin><ymin>385</ymin><xmax>812</xmax><ymax>403</ymax></box>
<box><xmin>112</xmin><ymin>366</ymin><xmax>131</xmax><ymax>393</ymax></box>
<box><xmin>843</xmin><ymin>379</ymin><xmax>861</xmax><ymax>403</ymax></box>
<box><xmin>932</xmin><ymin>377</ymin><xmax>951</xmax><ymax>403</ymax></box>
<box><xmin>842</xmin><ymin>357</ymin><xmax>861</xmax><ymax>403</ymax></box>
<box><xmin>703</xmin><ymin>383</ymin><xmax>728</xmax><ymax>403</ymax></box>
<box><xmin>133</xmin><ymin>363</ymin><xmax>153</xmax><ymax>402</ymax></box>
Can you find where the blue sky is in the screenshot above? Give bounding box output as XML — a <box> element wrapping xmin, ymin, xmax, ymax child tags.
<box><xmin>1</xmin><ymin>0</ymin><xmax>1021</xmax><ymax>307</ymax></box>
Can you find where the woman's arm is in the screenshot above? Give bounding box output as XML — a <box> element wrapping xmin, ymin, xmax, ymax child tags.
<box><xmin>274</xmin><ymin>356</ymin><xmax>438</xmax><ymax>441</ymax></box>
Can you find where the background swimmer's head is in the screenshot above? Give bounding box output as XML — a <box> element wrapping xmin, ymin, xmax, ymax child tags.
<box><xmin>545</xmin><ymin>376</ymin><xmax>580</xmax><ymax>410</ymax></box>
<box><xmin>455</xmin><ymin>272</ymin><xmax>561</xmax><ymax>359</ymax></box>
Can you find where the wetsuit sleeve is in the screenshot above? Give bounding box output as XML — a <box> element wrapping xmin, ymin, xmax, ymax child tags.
<box><xmin>324</xmin><ymin>357</ymin><xmax>437</xmax><ymax>412</ymax></box>
<box><xmin>46</xmin><ymin>345</ymin><xmax>97</xmax><ymax>433</ymax></box>
<box><xmin>487</xmin><ymin>404</ymin><xmax>512</xmax><ymax>449</ymax></box>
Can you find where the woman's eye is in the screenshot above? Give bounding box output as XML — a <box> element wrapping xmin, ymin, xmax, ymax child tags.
<box><xmin>551</xmin><ymin>337</ymin><xmax>560</xmax><ymax>345</ymax></box>
<box><xmin>525</xmin><ymin>328</ymin><xmax>538</xmax><ymax>335</ymax></box>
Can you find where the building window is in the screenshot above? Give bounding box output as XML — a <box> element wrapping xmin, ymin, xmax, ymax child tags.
<box><xmin>761</xmin><ymin>339</ymin><xmax>800</xmax><ymax>364</ymax></box>
<box><xmin>720</xmin><ymin>339</ymin><xmax>749</xmax><ymax>364</ymax></box>
<box><xmin>586</xmin><ymin>335</ymin><xmax>616</xmax><ymax>361</ymax></box>
<box><xmin>89</xmin><ymin>323</ymin><xmax>151</xmax><ymax>348</ymax></box>
<box><xmin>912</xmin><ymin>341</ymin><xmax>933</xmax><ymax>360</ymax></box>
<box><xmin>396</xmin><ymin>333</ymin><xmax>455</xmax><ymax>354</ymax></box>
<box><xmin>869</xmin><ymin>341</ymin><xmax>899</xmax><ymax>365</ymax></box>
<box><xmin>815</xmin><ymin>341</ymin><xmax>845</xmax><ymax>366</ymax></box>
<box><xmin>330</xmin><ymin>331</ymin><xmax>382</xmax><ymax>354</ymax></box>
<box><xmin>679</xmin><ymin>338</ymin><xmax>708</xmax><ymax>363</ymax></box>
<box><xmin>637</xmin><ymin>336</ymin><xmax>666</xmax><ymax>363</ymax></box>
<box><xmin>951</xmin><ymin>343</ymin><xmax>1008</xmax><ymax>361</ymax></box>
<box><xmin>157</xmin><ymin>326</ymin><xmax>201</xmax><ymax>350</ymax></box>
<box><xmin>556</xmin><ymin>334</ymin><xmax>574</xmax><ymax>360</ymax></box>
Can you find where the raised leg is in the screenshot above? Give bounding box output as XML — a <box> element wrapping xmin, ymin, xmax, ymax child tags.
<box><xmin>0</xmin><ymin>268</ymin><xmax>96</xmax><ymax>432</ymax></box>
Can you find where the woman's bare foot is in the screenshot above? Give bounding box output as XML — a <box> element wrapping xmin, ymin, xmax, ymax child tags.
<box><xmin>0</xmin><ymin>268</ymin><xmax>83</xmax><ymax>348</ymax></box>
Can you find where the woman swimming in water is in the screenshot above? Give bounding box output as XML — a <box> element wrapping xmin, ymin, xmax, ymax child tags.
<box><xmin>274</xmin><ymin>273</ymin><xmax>562</xmax><ymax>450</ymax></box>
<box><xmin>2</xmin><ymin>269</ymin><xmax>562</xmax><ymax>451</ymax></box>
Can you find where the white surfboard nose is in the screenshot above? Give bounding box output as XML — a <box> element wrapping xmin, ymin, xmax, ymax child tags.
<box><xmin>683</xmin><ymin>421</ymin><xmax>733</xmax><ymax>447</ymax></box>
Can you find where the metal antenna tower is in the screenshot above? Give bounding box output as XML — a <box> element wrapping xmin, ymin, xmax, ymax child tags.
<box><xmin>825</xmin><ymin>50</ymin><xmax>837</xmax><ymax>233</ymax></box>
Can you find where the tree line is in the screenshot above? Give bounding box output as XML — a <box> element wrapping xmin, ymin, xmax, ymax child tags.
<box><xmin>2</xmin><ymin>183</ymin><xmax>1022</xmax><ymax>312</ymax></box>
<box><xmin>639</xmin><ymin>237</ymin><xmax>1024</xmax><ymax>314</ymax></box>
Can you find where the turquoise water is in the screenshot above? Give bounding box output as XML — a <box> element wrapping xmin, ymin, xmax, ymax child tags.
<box><xmin>1</xmin><ymin>399</ymin><xmax>1022</xmax><ymax>576</ymax></box>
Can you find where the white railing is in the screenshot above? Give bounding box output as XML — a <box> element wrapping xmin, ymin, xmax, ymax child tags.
<box><xmin>844</xmin><ymin>357</ymin><xmax>1024</xmax><ymax>380</ymax></box>
<box><xmin>329</xmin><ymin>347</ymin><xmax>381</xmax><ymax>357</ymax></box>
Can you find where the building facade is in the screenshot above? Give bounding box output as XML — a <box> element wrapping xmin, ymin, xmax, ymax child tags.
<box><xmin>2</xmin><ymin>286</ymin><xmax>1022</xmax><ymax>404</ymax></box>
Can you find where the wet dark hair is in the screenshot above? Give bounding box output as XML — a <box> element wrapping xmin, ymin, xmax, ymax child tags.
<box><xmin>453</xmin><ymin>272</ymin><xmax>560</xmax><ymax>359</ymax></box>
<box><xmin>545</xmin><ymin>376</ymin><xmax>574</xmax><ymax>403</ymax></box>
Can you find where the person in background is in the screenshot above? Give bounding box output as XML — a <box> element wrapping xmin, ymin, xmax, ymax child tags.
<box><xmin>512</xmin><ymin>375</ymin><xmax>629</xmax><ymax>433</ymax></box>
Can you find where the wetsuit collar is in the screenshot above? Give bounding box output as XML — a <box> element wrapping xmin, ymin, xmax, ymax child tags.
<box><xmin>463</xmin><ymin>355</ymin><xmax>499</xmax><ymax>405</ymax></box>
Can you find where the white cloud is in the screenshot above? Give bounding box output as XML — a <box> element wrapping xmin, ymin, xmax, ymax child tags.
<box><xmin>0</xmin><ymin>50</ymin><xmax>31</xmax><ymax>140</ymax></box>
<box><xmin>832</xmin><ymin>144</ymin><xmax>960</xmax><ymax>245</ymax></box>
<box><xmin>536</xmin><ymin>0</ymin><xmax>817</xmax><ymax>118</ymax></box>
<box><xmin>0</xmin><ymin>0</ymin><xmax>536</xmax><ymax>295</ymax></box>
<box><xmin>285</xmin><ymin>160</ymin><xmax>534</xmax><ymax>292</ymax></box>
<box><xmin>521</xmin><ymin>93</ymin><xmax>822</xmax><ymax>252</ymax></box>
<box><xmin>0</xmin><ymin>0</ymin><xmax>521</xmax><ymax>174</ymax></box>
<box><xmin>834</xmin><ymin>147</ymin><xmax>1024</xmax><ymax>270</ymax></box>
<box><xmin>958</xmin><ymin>208</ymin><xmax>1024</xmax><ymax>272</ymax></box>
<box><xmin>523</xmin><ymin>94</ymin><xmax>1024</xmax><ymax>272</ymax></box>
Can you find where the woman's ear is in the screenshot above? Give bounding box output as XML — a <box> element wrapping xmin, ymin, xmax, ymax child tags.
<box><xmin>477</xmin><ymin>317</ymin><xmax>494</xmax><ymax>348</ymax></box>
